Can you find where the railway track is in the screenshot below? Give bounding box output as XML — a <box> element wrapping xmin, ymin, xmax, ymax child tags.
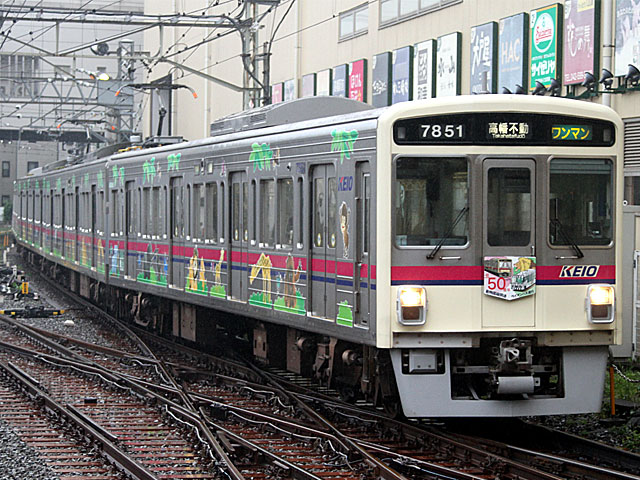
<box><xmin>1</xmin><ymin>257</ymin><xmax>639</xmax><ymax>480</ymax></box>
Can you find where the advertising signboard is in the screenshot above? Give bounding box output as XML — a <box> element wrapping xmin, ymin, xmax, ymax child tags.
<box><xmin>498</xmin><ymin>13</ymin><xmax>528</xmax><ymax>93</ymax></box>
<box><xmin>349</xmin><ymin>59</ymin><xmax>367</xmax><ymax>102</ymax></box>
<box><xmin>470</xmin><ymin>22</ymin><xmax>498</xmax><ymax>94</ymax></box>
<box><xmin>372</xmin><ymin>52</ymin><xmax>392</xmax><ymax>107</ymax></box>
<box><xmin>283</xmin><ymin>79</ymin><xmax>296</xmax><ymax>101</ymax></box>
<box><xmin>272</xmin><ymin>83</ymin><xmax>283</xmax><ymax>104</ymax></box>
<box><xmin>392</xmin><ymin>46</ymin><xmax>413</xmax><ymax>104</ymax></box>
<box><xmin>615</xmin><ymin>0</ymin><xmax>640</xmax><ymax>76</ymax></box>
<box><xmin>302</xmin><ymin>73</ymin><xmax>316</xmax><ymax>97</ymax></box>
<box><xmin>563</xmin><ymin>0</ymin><xmax>599</xmax><ymax>85</ymax></box>
<box><xmin>530</xmin><ymin>3</ymin><xmax>563</xmax><ymax>90</ymax></box>
<box><xmin>436</xmin><ymin>32</ymin><xmax>462</xmax><ymax>97</ymax></box>
<box><xmin>413</xmin><ymin>39</ymin><xmax>435</xmax><ymax>99</ymax></box>
<box><xmin>332</xmin><ymin>64</ymin><xmax>348</xmax><ymax>97</ymax></box>
<box><xmin>317</xmin><ymin>69</ymin><xmax>331</xmax><ymax>96</ymax></box>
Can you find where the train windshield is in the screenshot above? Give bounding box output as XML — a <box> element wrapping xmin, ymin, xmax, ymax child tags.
<box><xmin>549</xmin><ymin>158</ymin><xmax>613</xmax><ymax>246</ymax></box>
<box><xmin>395</xmin><ymin>157</ymin><xmax>468</xmax><ymax>247</ymax></box>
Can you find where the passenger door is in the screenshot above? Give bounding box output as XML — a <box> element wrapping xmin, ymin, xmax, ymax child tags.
<box><xmin>91</xmin><ymin>186</ymin><xmax>96</xmax><ymax>269</ymax></box>
<box><xmin>355</xmin><ymin>162</ymin><xmax>372</xmax><ymax>327</ymax></box>
<box><xmin>170</xmin><ymin>177</ymin><xmax>184</xmax><ymax>288</ymax></box>
<box><xmin>125</xmin><ymin>181</ymin><xmax>136</xmax><ymax>277</ymax></box>
<box><xmin>311</xmin><ymin>165</ymin><xmax>337</xmax><ymax>319</ymax></box>
<box><xmin>482</xmin><ymin>159</ymin><xmax>536</xmax><ymax>327</ymax></box>
<box><xmin>230</xmin><ymin>172</ymin><xmax>248</xmax><ymax>300</ymax></box>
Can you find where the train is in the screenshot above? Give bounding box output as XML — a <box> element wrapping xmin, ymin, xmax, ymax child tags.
<box><xmin>13</xmin><ymin>95</ymin><xmax>622</xmax><ymax>417</ymax></box>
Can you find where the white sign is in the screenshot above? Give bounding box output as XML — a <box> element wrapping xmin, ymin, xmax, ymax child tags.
<box><xmin>436</xmin><ymin>32</ymin><xmax>461</xmax><ymax>97</ymax></box>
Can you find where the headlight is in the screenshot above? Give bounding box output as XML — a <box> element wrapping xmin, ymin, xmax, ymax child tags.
<box><xmin>397</xmin><ymin>286</ymin><xmax>427</xmax><ymax>325</ymax></box>
<box><xmin>585</xmin><ymin>284</ymin><xmax>615</xmax><ymax>324</ymax></box>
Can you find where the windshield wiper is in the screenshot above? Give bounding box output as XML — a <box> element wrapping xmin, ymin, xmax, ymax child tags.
<box><xmin>550</xmin><ymin>218</ymin><xmax>584</xmax><ymax>258</ymax></box>
<box><xmin>427</xmin><ymin>205</ymin><xmax>469</xmax><ymax>260</ymax></box>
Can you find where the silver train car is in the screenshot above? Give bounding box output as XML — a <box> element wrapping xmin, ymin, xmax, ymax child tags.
<box><xmin>13</xmin><ymin>95</ymin><xmax>623</xmax><ymax>417</ymax></box>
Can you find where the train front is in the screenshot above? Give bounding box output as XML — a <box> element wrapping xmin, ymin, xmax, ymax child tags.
<box><xmin>377</xmin><ymin>96</ymin><xmax>623</xmax><ymax>417</ymax></box>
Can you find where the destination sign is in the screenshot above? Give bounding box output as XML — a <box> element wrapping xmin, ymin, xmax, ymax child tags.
<box><xmin>394</xmin><ymin>113</ymin><xmax>614</xmax><ymax>146</ymax></box>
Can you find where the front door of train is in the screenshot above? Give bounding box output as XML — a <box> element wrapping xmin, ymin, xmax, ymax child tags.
<box><xmin>311</xmin><ymin>165</ymin><xmax>337</xmax><ymax>319</ymax></box>
<box><xmin>482</xmin><ymin>159</ymin><xmax>536</xmax><ymax>327</ymax></box>
<box><xmin>230</xmin><ymin>172</ymin><xmax>248</xmax><ymax>301</ymax></box>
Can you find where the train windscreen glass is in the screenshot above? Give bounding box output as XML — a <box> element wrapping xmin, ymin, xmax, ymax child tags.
<box><xmin>549</xmin><ymin>158</ymin><xmax>612</xmax><ymax>246</ymax></box>
<box><xmin>395</xmin><ymin>157</ymin><xmax>468</xmax><ymax>246</ymax></box>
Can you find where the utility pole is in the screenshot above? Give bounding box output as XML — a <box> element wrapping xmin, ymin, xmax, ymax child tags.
<box><xmin>242</xmin><ymin>2</ymin><xmax>260</xmax><ymax>110</ymax></box>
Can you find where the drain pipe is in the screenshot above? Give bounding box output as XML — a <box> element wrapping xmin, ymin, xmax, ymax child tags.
<box><xmin>602</xmin><ymin>0</ymin><xmax>613</xmax><ymax>107</ymax></box>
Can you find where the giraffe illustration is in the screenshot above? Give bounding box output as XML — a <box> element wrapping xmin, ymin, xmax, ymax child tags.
<box><xmin>250</xmin><ymin>253</ymin><xmax>272</xmax><ymax>304</ymax></box>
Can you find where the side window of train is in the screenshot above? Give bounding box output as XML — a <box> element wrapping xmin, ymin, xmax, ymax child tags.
<box><xmin>141</xmin><ymin>187</ymin><xmax>149</xmax><ymax>237</ymax></box>
<box><xmin>194</xmin><ymin>183</ymin><xmax>205</xmax><ymax>242</ymax></box>
<box><xmin>111</xmin><ymin>189</ymin><xmax>120</xmax><ymax>236</ymax></box>
<box><xmin>206</xmin><ymin>182</ymin><xmax>217</xmax><ymax>244</ymax></box>
<box><xmin>171</xmin><ymin>178</ymin><xmax>184</xmax><ymax>239</ymax></box>
<box><xmin>151</xmin><ymin>187</ymin><xmax>164</xmax><ymax>238</ymax></box>
<box><xmin>277</xmin><ymin>178</ymin><xmax>293</xmax><ymax>248</ymax></box>
<box><xmin>313</xmin><ymin>175</ymin><xmax>337</xmax><ymax>248</ymax></box>
<box><xmin>126</xmin><ymin>181</ymin><xmax>136</xmax><ymax>236</ymax></box>
<box><xmin>260</xmin><ymin>179</ymin><xmax>275</xmax><ymax>246</ymax></box>
<box><xmin>328</xmin><ymin>177</ymin><xmax>338</xmax><ymax>249</ymax></box>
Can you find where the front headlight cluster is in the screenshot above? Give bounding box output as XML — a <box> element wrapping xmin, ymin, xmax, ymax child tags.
<box><xmin>586</xmin><ymin>284</ymin><xmax>615</xmax><ymax>324</ymax></box>
<box><xmin>397</xmin><ymin>286</ymin><xmax>427</xmax><ymax>325</ymax></box>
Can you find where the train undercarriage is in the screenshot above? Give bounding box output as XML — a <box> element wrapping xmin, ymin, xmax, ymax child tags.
<box><xmin>24</xmin><ymin>249</ymin><xmax>403</xmax><ymax>414</ymax></box>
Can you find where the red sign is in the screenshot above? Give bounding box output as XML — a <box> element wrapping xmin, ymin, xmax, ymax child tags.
<box><xmin>272</xmin><ymin>83</ymin><xmax>283</xmax><ymax>104</ymax></box>
<box><xmin>349</xmin><ymin>59</ymin><xmax>367</xmax><ymax>102</ymax></box>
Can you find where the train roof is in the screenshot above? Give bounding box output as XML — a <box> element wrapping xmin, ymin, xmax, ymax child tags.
<box><xmin>209</xmin><ymin>96</ymin><xmax>374</xmax><ymax>136</ymax></box>
<box><xmin>110</xmin><ymin>97</ymin><xmax>383</xmax><ymax>162</ymax></box>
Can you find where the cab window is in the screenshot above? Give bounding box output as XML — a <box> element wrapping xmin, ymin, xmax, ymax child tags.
<box><xmin>549</xmin><ymin>158</ymin><xmax>612</xmax><ymax>246</ymax></box>
<box><xmin>395</xmin><ymin>157</ymin><xmax>468</xmax><ymax>246</ymax></box>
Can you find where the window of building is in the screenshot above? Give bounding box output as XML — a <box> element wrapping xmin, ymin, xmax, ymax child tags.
<box><xmin>1</xmin><ymin>195</ymin><xmax>9</xmax><ymax>206</ymax></box>
<box><xmin>339</xmin><ymin>3</ymin><xmax>368</xmax><ymax>40</ymax></box>
<box><xmin>380</xmin><ymin>0</ymin><xmax>459</xmax><ymax>26</ymax></box>
<box><xmin>2</xmin><ymin>161</ymin><xmax>9</xmax><ymax>178</ymax></box>
<box><xmin>27</xmin><ymin>161</ymin><xmax>38</xmax><ymax>173</ymax></box>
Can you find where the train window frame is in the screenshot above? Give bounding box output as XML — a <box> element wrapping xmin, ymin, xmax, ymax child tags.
<box><xmin>193</xmin><ymin>182</ymin><xmax>206</xmax><ymax>242</ymax></box>
<box><xmin>260</xmin><ymin>178</ymin><xmax>276</xmax><ymax>248</ymax></box>
<box><xmin>547</xmin><ymin>156</ymin><xmax>615</xmax><ymax>249</ymax></box>
<box><xmin>205</xmin><ymin>182</ymin><xmax>218</xmax><ymax>245</ymax></box>
<box><xmin>393</xmin><ymin>155</ymin><xmax>470</xmax><ymax>250</ymax></box>
<box><xmin>277</xmin><ymin>177</ymin><xmax>294</xmax><ymax>250</ymax></box>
